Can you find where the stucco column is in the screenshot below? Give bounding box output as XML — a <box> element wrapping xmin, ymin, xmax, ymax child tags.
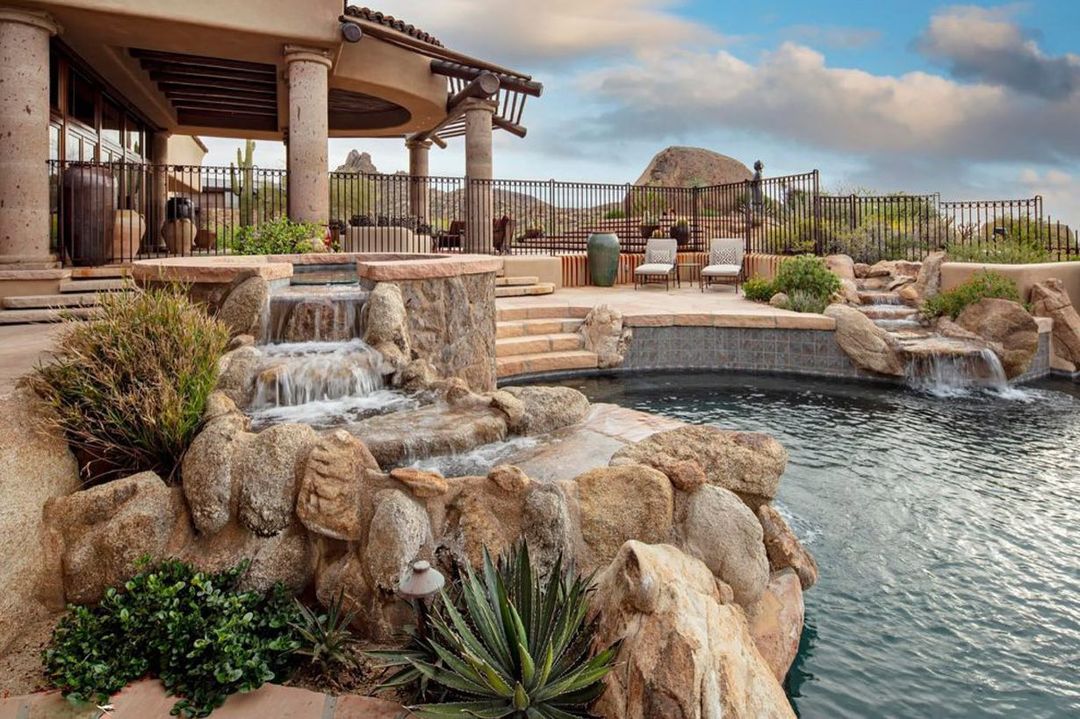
<box><xmin>0</xmin><ymin>8</ymin><xmax>59</xmax><ymax>267</ymax></box>
<box><xmin>149</xmin><ymin>131</ymin><xmax>170</xmax><ymax>251</ymax></box>
<box><xmin>406</xmin><ymin>138</ymin><xmax>431</xmax><ymax>228</ymax></box>
<box><xmin>284</xmin><ymin>46</ymin><xmax>331</xmax><ymax>224</ymax></box>
<box><xmin>463</xmin><ymin>98</ymin><xmax>496</xmax><ymax>254</ymax></box>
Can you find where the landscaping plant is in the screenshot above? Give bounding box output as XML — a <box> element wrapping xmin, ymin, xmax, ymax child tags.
<box><xmin>370</xmin><ymin>543</ymin><xmax>618</xmax><ymax>718</ymax></box>
<box><xmin>43</xmin><ymin>560</ymin><xmax>301</xmax><ymax>718</ymax></box>
<box><xmin>742</xmin><ymin>276</ymin><xmax>776</xmax><ymax>303</ymax></box>
<box><xmin>29</xmin><ymin>286</ymin><xmax>229</xmax><ymax>483</ymax></box>
<box><xmin>784</xmin><ymin>289</ymin><xmax>830</xmax><ymax>315</ymax></box>
<box><xmin>231</xmin><ymin>215</ymin><xmax>325</xmax><ymax>255</ymax></box>
<box><xmin>291</xmin><ymin>590</ymin><xmax>360</xmax><ymax>673</ymax></box>
<box><xmin>921</xmin><ymin>270</ymin><xmax>1021</xmax><ymax>320</ymax></box>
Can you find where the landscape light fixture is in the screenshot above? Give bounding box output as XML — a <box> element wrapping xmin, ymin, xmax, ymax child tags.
<box><xmin>398</xmin><ymin>559</ymin><xmax>445</xmax><ymax>639</ymax></box>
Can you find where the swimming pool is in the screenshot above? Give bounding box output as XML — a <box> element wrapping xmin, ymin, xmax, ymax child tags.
<box><xmin>554</xmin><ymin>372</ymin><xmax>1080</xmax><ymax>719</ymax></box>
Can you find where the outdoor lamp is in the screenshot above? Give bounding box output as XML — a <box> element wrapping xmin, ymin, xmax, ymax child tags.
<box><xmin>399</xmin><ymin>559</ymin><xmax>445</xmax><ymax>639</ymax></box>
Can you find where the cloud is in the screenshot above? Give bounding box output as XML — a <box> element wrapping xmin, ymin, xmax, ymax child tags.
<box><xmin>915</xmin><ymin>5</ymin><xmax>1080</xmax><ymax>100</ymax></box>
<box><xmin>783</xmin><ymin>24</ymin><xmax>882</xmax><ymax>50</ymax></box>
<box><xmin>386</xmin><ymin>0</ymin><xmax>721</xmax><ymax>69</ymax></box>
<box><xmin>1019</xmin><ymin>169</ymin><xmax>1080</xmax><ymax>227</ymax></box>
<box><xmin>576</xmin><ymin>42</ymin><xmax>1080</xmax><ymax>164</ymax></box>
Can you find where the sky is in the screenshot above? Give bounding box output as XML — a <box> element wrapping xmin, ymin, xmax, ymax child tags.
<box><xmin>199</xmin><ymin>1</ymin><xmax>1080</xmax><ymax>224</ymax></box>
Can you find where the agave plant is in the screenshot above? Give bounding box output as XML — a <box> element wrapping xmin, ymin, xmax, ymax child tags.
<box><xmin>370</xmin><ymin>542</ymin><xmax>618</xmax><ymax>718</ymax></box>
<box><xmin>290</xmin><ymin>590</ymin><xmax>360</xmax><ymax>671</ymax></box>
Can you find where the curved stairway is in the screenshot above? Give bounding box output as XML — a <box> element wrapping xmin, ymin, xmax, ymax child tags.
<box><xmin>495</xmin><ymin>306</ymin><xmax>598</xmax><ymax>379</ymax></box>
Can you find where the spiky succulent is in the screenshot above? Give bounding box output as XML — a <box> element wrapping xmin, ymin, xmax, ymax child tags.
<box><xmin>371</xmin><ymin>542</ymin><xmax>617</xmax><ymax>718</ymax></box>
<box><xmin>290</xmin><ymin>590</ymin><xmax>360</xmax><ymax>671</ymax></box>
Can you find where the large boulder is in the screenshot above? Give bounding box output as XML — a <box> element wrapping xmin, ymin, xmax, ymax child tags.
<box><xmin>956</xmin><ymin>298</ymin><xmax>1039</xmax><ymax>379</ymax></box>
<box><xmin>567</xmin><ymin>465</ymin><xmax>674</xmax><ymax>570</ymax></box>
<box><xmin>824</xmin><ymin>304</ymin><xmax>906</xmax><ymax>377</ymax></box>
<box><xmin>578</xmin><ymin>305</ymin><xmax>632</xmax><ymax>369</ymax></box>
<box><xmin>363</xmin><ymin>282</ymin><xmax>411</xmax><ymax>369</ymax></box>
<box><xmin>345</xmin><ymin>404</ymin><xmax>507</xmax><ymax>467</ymax></box>
<box><xmin>364</xmin><ymin>489</ymin><xmax>433</xmax><ymax>592</ymax></box>
<box><xmin>217</xmin><ymin>276</ymin><xmax>268</xmax><ymax>338</ymax></box>
<box><xmin>214</xmin><ymin>345</ymin><xmax>263</xmax><ymax>408</ymax></box>
<box><xmin>609</xmin><ymin>425</ymin><xmax>787</xmax><ymax>508</ymax></box>
<box><xmin>746</xmin><ymin>569</ymin><xmax>805</xmax><ymax>682</ymax></box>
<box><xmin>0</xmin><ymin>388</ymin><xmax>80</xmax><ymax>653</ymax></box>
<box><xmin>675</xmin><ymin>485</ymin><xmax>769</xmax><ymax>606</ymax></box>
<box><xmin>181</xmin><ymin>394</ymin><xmax>251</xmax><ymax>535</ymax></box>
<box><xmin>521</xmin><ymin>483</ymin><xmax>574</xmax><ymax>577</ymax></box>
<box><xmin>296</xmin><ymin>430</ymin><xmax>381</xmax><ymax>540</ymax></box>
<box><xmin>500</xmin><ymin>385</ymin><xmax>590</xmax><ymax>435</ymax></box>
<box><xmin>1030</xmin><ymin>279</ymin><xmax>1080</xmax><ymax>370</ymax></box>
<box><xmin>443</xmin><ymin>472</ymin><xmax>533</xmax><ymax>567</ymax></box>
<box><xmin>757</xmin><ymin>504</ymin><xmax>818</xmax><ymax>590</ymax></box>
<box><xmin>824</xmin><ymin>254</ymin><xmax>855</xmax><ymax>281</ymax></box>
<box><xmin>44</xmin><ymin>472</ymin><xmax>191</xmax><ymax>605</ymax></box>
<box><xmin>592</xmin><ymin>542</ymin><xmax>796</xmax><ymax>719</ymax></box>
<box><xmin>634</xmin><ymin>146</ymin><xmax>753</xmax><ymax>194</ymax></box>
<box><xmin>236</xmin><ymin>423</ymin><xmax>319</xmax><ymax>536</ymax></box>
<box><xmin>912</xmin><ymin>251</ymin><xmax>945</xmax><ymax>300</ymax></box>
<box><xmin>180</xmin><ymin>520</ymin><xmax>315</xmax><ymax>594</ymax></box>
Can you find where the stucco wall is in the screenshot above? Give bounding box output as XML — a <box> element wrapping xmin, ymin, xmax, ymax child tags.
<box><xmin>941</xmin><ymin>261</ymin><xmax>1080</xmax><ymax>307</ymax></box>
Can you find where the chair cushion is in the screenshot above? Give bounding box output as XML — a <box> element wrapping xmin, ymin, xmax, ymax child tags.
<box><xmin>635</xmin><ymin>263</ymin><xmax>675</xmax><ymax>275</ymax></box>
<box><xmin>709</xmin><ymin>243</ymin><xmax>741</xmax><ymax>266</ymax></box>
<box><xmin>701</xmin><ymin>264</ymin><xmax>742</xmax><ymax>276</ymax></box>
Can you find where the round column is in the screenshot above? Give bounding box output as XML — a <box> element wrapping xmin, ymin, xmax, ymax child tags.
<box><xmin>463</xmin><ymin>98</ymin><xmax>496</xmax><ymax>254</ymax></box>
<box><xmin>149</xmin><ymin>131</ymin><xmax>170</xmax><ymax>251</ymax></box>
<box><xmin>0</xmin><ymin>8</ymin><xmax>59</xmax><ymax>267</ymax></box>
<box><xmin>284</xmin><ymin>46</ymin><xmax>331</xmax><ymax>225</ymax></box>
<box><xmin>406</xmin><ymin>138</ymin><xmax>431</xmax><ymax>228</ymax></box>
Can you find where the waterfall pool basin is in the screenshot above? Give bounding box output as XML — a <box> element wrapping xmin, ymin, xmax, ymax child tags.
<box><xmin>548</xmin><ymin>371</ymin><xmax>1080</xmax><ymax>719</ymax></box>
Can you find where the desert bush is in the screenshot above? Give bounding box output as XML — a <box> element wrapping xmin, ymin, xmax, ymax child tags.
<box><xmin>921</xmin><ymin>270</ymin><xmax>1021</xmax><ymax>320</ymax></box>
<box><xmin>602</xmin><ymin>209</ymin><xmax>627</xmax><ymax>220</ymax></box>
<box><xmin>947</xmin><ymin>238</ymin><xmax>1053</xmax><ymax>264</ymax></box>
<box><xmin>29</xmin><ymin>287</ymin><xmax>229</xmax><ymax>483</ymax></box>
<box><xmin>44</xmin><ymin>560</ymin><xmax>300</xmax><ymax>718</ymax></box>
<box><xmin>231</xmin><ymin>216</ymin><xmax>326</xmax><ymax>255</ymax></box>
<box><xmin>742</xmin><ymin>276</ymin><xmax>775</xmax><ymax>302</ymax></box>
<box><xmin>773</xmin><ymin>254</ymin><xmax>841</xmax><ymax>300</ymax></box>
<box><xmin>370</xmin><ymin>543</ymin><xmax>617</xmax><ymax>717</ymax></box>
<box><xmin>784</xmin><ymin>289</ymin><xmax>829</xmax><ymax>315</ymax></box>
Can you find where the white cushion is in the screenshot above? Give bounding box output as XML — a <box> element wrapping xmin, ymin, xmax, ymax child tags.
<box><xmin>709</xmin><ymin>243</ymin><xmax>740</xmax><ymax>266</ymax></box>
<box><xmin>635</xmin><ymin>263</ymin><xmax>675</xmax><ymax>275</ymax></box>
<box><xmin>645</xmin><ymin>248</ymin><xmax>674</xmax><ymax>265</ymax></box>
<box><xmin>701</xmin><ymin>264</ymin><xmax>742</xmax><ymax>277</ymax></box>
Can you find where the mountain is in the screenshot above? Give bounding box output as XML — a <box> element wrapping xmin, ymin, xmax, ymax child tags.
<box><xmin>634</xmin><ymin>146</ymin><xmax>753</xmax><ymax>188</ymax></box>
<box><xmin>334</xmin><ymin>150</ymin><xmax>379</xmax><ymax>174</ymax></box>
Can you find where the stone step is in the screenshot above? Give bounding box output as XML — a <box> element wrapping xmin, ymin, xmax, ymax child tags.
<box><xmin>1</xmin><ymin>292</ymin><xmax>102</xmax><ymax>309</ymax></box>
<box><xmin>496</xmin><ymin>317</ymin><xmax>583</xmax><ymax>339</ymax></box>
<box><xmin>495</xmin><ymin>275</ymin><xmax>540</xmax><ymax>287</ymax></box>
<box><xmin>0</xmin><ymin>306</ymin><xmax>101</xmax><ymax>324</ymax></box>
<box><xmin>857</xmin><ymin>305</ymin><xmax>919</xmax><ymax>321</ymax></box>
<box><xmin>494</xmin><ymin>282</ymin><xmax>556</xmax><ymax>298</ymax></box>
<box><xmin>496</xmin><ymin>350</ymin><xmax>599</xmax><ymax>378</ymax></box>
<box><xmin>496</xmin><ymin>332</ymin><xmax>584</xmax><ymax>358</ymax></box>
<box><xmin>496</xmin><ymin>305</ymin><xmax>579</xmax><ymax>322</ymax></box>
<box><xmin>857</xmin><ymin>290</ymin><xmax>902</xmax><ymax>305</ymax></box>
<box><xmin>70</xmin><ymin>266</ymin><xmax>131</xmax><ymax>279</ymax></box>
<box><xmin>59</xmin><ymin>278</ymin><xmax>129</xmax><ymax>293</ymax></box>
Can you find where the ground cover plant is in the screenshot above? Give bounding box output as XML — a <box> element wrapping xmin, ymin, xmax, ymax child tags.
<box><xmin>921</xmin><ymin>270</ymin><xmax>1021</xmax><ymax>320</ymax></box>
<box><xmin>29</xmin><ymin>286</ymin><xmax>229</xmax><ymax>483</ymax></box>
<box><xmin>231</xmin><ymin>216</ymin><xmax>326</xmax><ymax>255</ymax></box>
<box><xmin>370</xmin><ymin>543</ymin><xmax>618</xmax><ymax>718</ymax></box>
<box><xmin>742</xmin><ymin>276</ymin><xmax>775</xmax><ymax>302</ymax></box>
<box><xmin>43</xmin><ymin>560</ymin><xmax>301</xmax><ymax>718</ymax></box>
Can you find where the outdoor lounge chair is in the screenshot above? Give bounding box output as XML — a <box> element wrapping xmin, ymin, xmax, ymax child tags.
<box><xmin>434</xmin><ymin>220</ymin><xmax>465</xmax><ymax>251</ymax></box>
<box><xmin>634</xmin><ymin>238</ymin><xmax>678</xmax><ymax>290</ymax></box>
<box><xmin>701</xmin><ymin>237</ymin><xmax>745</xmax><ymax>292</ymax></box>
<box><xmin>493</xmin><ymin>215</ymin><xmax>515</xmax><ymax>254</ymax></box>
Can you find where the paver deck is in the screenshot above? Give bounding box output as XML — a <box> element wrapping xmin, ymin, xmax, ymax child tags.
<box><xmin>0</xmin><ymin>324</ymin><xmax>64</xmax><ymax>394</ymax></box>
<box><xmin>496</xmin><ymin>284</ymin><xmax>835</xmax><ymax>329</ymax></box>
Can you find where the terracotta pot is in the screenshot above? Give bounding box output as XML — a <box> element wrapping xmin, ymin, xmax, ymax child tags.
<box><xmin>111</xmin><ymin>210</ymin><xmax>146</xmax><ymax>262</ymax></box>
<box><xmin>163</xmin><ymin>219</ymin><xmax>196</xmax><ymax>255</ymax></box>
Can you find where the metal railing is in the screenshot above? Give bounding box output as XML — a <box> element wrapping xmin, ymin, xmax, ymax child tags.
<box><xmin>49</xmin><ymin>160</ymin><xmax>1077</xmax><ymax>265</ymax></box>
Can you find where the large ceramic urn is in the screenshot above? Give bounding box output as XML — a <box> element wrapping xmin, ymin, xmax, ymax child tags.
<box><xmin>111</xmin><ymin>210</ymin><xmax>146</xmax><ymax>263</ymax></box>
<box><xmin>163</xmin><ymin>218</ymin><xmax>196</xmax><ymax>255</ymax></box>
<box><xmin>587</xmin><ymin>232</ymin><xmax>621</xmax><ymax>287</ymax></box>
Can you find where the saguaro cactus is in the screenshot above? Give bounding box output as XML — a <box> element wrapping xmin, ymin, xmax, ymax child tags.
<box><xmin>230</xmin><ymin>139</ymin><xmax>256</xmax><ymax>227</ymax></box>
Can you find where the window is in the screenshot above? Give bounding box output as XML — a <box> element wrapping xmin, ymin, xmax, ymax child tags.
<box><xmin>65</xmin><ymin>132</ymin><xmax>80</xmax><ymax>162</ymax></box>
<box><xmin>101</xmin><ymin>98</ymin><xmax>122</xmax><ymax>147</ymax></box>
<box><xmin>49</xmin><ymin>52</ymin><xmax>59</xmax><ymax>110</ymax></box>
<box><xmin>49</xmin><ymin>124</ymin><xmax>60</xmax><ymax>162</ymax></box>
<box><xmin>69</xmin><ymin>71</ymin><xmax>96</xmax><ymax>128</ymax></box>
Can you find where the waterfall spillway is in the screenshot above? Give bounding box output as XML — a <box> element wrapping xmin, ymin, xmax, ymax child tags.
<box><xmin>855</xmin><ymin>288</ymin><xmax>1010</xmax><ymax>395</ymax></box>
<box><xmin>263</xmin><ymin>287</ymin><xmax>369</xmax><ymax>344</ymax></box>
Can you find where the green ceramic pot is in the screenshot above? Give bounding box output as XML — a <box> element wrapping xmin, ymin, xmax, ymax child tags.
<box><xmin>587</xmin><ymin>232</ymin><xmax>621</xmax><ymax>287</ymax></box>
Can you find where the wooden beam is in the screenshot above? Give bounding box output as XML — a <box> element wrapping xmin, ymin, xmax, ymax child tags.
<box><xmin>130</xmin><ymin>48</ymin><xmax>276</xmax><ymax>76</ymax></box>
<box><xmin>492</xmin><ymin>115</ymin><xmax>527</xmax><ymax>138</ymax></box>
<box><xmin>165</xmin><ymin>89</ymin><xmax>279</xmax><ymax>105</ymax></box>
<box><xmin>148</xmin><ymin>68</ymin><xmax>278</xmax><ymax>86</ymax></box>
<box><xmin>171</xmin><ymin>103</ymin><xmax>278</xmax><ymax>117</ymax></box>
<box><xmin>431</xmin><ymin>60</ymin><xmax>542</xmax><ymax>97</ymax></box>
<box><xmin>177</xmin><ymin>111</ymin><xmax>278</xmax><ymax>132</ymax></box>
<box><xmin>156</xmin><ymin>77</ymin><xmax>278</xmax><ymax>94</ymax></box>
<box><xmin>159</xmin><ymin>82</ymin><xmax>277</xmax><ymax>99</ymax></box>
<box><xmin>170</xmin><ymin>99</ymin><xmax>278</xmax><ymax>114</ymax></box>
<box><xmin>446</xmin><ymin>72</ymin><xmax>500</xmax><ymax>110</ymax></box>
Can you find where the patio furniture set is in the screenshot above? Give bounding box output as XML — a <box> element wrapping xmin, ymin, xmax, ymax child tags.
<box><xmin>633</xmin><ymin>237</ymin><xmax>745</xmax><ymax>292</ymax></box>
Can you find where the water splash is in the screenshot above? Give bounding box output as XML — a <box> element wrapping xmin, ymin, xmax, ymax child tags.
<box><xmin>264</xmin><ymin>287</ymin><xmax>368</xmax><ymax>343</ymax></box>
<box><xmin>406</xmin><ymin>436</ymin><xmax>542</xmax><ymax>477</ymax></box>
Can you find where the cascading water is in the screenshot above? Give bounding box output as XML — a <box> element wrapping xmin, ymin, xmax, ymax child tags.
<box><xmin>247</xmin><ymin>339</ymin><xmax>417</xmax><ymax>428</ymax></box>
<box><xmin>263</xmin><ymin>287</ymin><xmax>369</xmax><ymax>344</ymax></box>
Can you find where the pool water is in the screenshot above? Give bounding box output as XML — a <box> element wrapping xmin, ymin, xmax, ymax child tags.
<box><xmin>555</xmin><ymin>372</ymin><xmax>1080</xmax><ymax>719</ymax></box>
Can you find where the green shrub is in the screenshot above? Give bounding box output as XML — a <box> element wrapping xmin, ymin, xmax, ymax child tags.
<box><xmin>773</xmin><ymin>254</ymin><xmax>841</xmax><ymax>300</ymax></box>
<box><xmin>231</xmin><ymin>216</ymin><xmax>325</xmax><ymax>255</ymax></box>
<box><xmin>29</xmin><ymin>287</ymin><xmax>229</xmax><ymax>483</ymax></box>
<box><xmin>784</xmin><ymin>289</ymin><xmax>829</xmax><ymax>315</ymax></box>
<box><xmin>921</xmin><ymin>270</ymin><xmax>1021</xmax><ymax>320</ymax></box>
<box><xmin>291</xmin><ymin>590</ymin><xmax>360</xmax><ymax>673</ymax></box>
<box><xmin>370</xmin><ymin>543</ymin><xmax>617</xmax><ymax>717</ymax></box>
<box><xmin>602</xmin><ymin>209</ymin><xmax>626</xmax><ymax>220</ymax></box>
<box><xmin>742</xmin><ymin>276</ymin><xmax>775</xmax><ymax>302</ymax></box>
<box><xmin>947</xmin><ymin>238</ymin><xmax>1053</xmax><ymax>264</ymax></box>
<box><xmin>44</xmin><ymin>560</ymin><xmax>301</xmax><ymax>718</ymax></box>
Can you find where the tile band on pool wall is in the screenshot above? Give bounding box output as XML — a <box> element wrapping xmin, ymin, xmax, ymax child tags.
<box><xmin>621</xmin><ymin>326</ymin><xmax>1051</xmax><ymax>383</ymax></box>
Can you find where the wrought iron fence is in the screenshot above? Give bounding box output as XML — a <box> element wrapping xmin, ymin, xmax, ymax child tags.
<box><xmin>49</xmin><ymin>160</ymin><xmax>287</xmax><ymax>265</ymax></box>
<box><xmin>49</xmin><ymin>160</ymin><xmax>1077</xmax><ymax>266</ymax></box>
